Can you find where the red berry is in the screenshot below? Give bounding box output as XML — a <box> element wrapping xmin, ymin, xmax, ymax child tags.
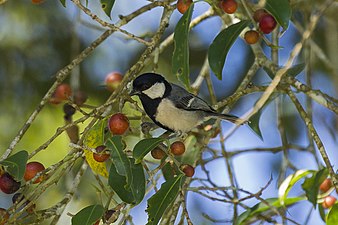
<box><xmin>244</xmin><ymin>30</ymin><xmax>260</xmax><ymax>44</ymax></box>
<box><xmin>108</xmin><ymin>113</ymin><xmax>129</xmax><ymax>135</ymax></box>
<box><xmin>93</xmin><ymin>145</ymin><xmax>110</xmax><ymax>162</ymax></box>
<box><xmin>322</xmin><ymin>196</ymin><xmax>336</xmax><ymax>209</ymax></box>
<box><xmin>170</xmin><ymin>141</ymin><xmax>185</xmax><ymax>156</ymax></box>
<box><xmin>0</xmin><ymin>208</ymin><xmax>10</xmax><ymax>225</ymax></box>
<box><xmin>151</xmin><ymin>148</ymin><xmax>166</xmax><ymax>160</ymax></box>
<box><xmin>24</xmin><ymin>162</ymin><xmax>45</xmax><ymax>184</ymax></box>
<box><xmin>50</xmin><ymin>84</ymin><xmax>72</xmax><ymax>104</ymax></box>
<box><xmin>181</xmin><ymin>164</ymin><xmax>195</xmax><ymax>177</ymax></box>
<box><xmin>0</xmin><ymin>173</ymin><xmax>21</xmax><ymax>194</ymax></box>
<box><xmin>253</xmin><ymin>9</ymin><xmax>269</xmax><ymax>22</ymax></box>
<box><xmin>220</xmin><ymin>0</ymin><xmax>238</xmax><ymax>14</ymax></box>
<box><xmin>105</xmin><ymin>72</ymin><xmax>123</xmax><ymax>92</ymax></box>
<box><xmin>319</xmin><ymin>178</ymin><xmax>333</xmax><ymax>193</ymax></box>
<box><xmin>177</xmin><ymin>0</ymin><xmax>193</xmax><ymax>14</ymax></box>
<box><xmin>259</xmin><ymin>14</ymin><xmax>277</xmax><ymax>34</ymax></box>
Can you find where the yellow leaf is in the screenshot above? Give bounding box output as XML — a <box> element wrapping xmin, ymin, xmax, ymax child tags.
<box><xmin>83</xmin><ymin>119</ymin><xmax>109</xmax><ymax>178</ymax></box>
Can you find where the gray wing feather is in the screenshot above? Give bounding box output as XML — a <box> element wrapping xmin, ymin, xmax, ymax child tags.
<box><xmin>169</xmin><ymin>84</ymin><xmax>215</xmax><ymax>112</ymax></box>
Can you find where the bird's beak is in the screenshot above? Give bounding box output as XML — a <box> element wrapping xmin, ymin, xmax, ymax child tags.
<box><xmin>129</xmin><ymin>88</ymin><xmax>140</xmax><ymax>96</ymax></box>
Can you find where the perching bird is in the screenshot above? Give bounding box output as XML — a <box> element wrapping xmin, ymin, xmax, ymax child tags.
<box><xmin>130</xmin><ymin>72</ymin><xmax>243</xmax><ymax>133</ymax></box>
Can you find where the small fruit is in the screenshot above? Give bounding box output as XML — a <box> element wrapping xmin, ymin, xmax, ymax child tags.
<box><xmin>259</xmin><ymin>14</ymin><xmax>277</xmax><ymax>34</ymax></box>
<box><xmin>177</xmin><ymin>0</ymin><xmax>193</xmax><ymax>14</ymax></box>
<box><xmin>0</xmin><ymin>208</ymin><xmax>10</xmax><ymax>225</ymax></box>
<box><xmin>319</xmin><ymin>178</ymin><xmax>333</xmax><ymax>193</ymax></box>
<box><xmin>0</xmin><ymin>173</ymin><xmax>21</xmax><ymax>194</ymax></box>
<box><xmin>24</xmin><ymin>162</ymin><xmax>45</xmax><ymax>184</ymax></box>
<box><xmin>50</xmin><ymin>84</ymin><xmax>72</xmax><ymax>104</ymax></box>
<box><xmin>170</xmin><ymin>141</ymin><xmax>185</xmax><ymax>156</ymax></box>
<box><xmin>322</xmin><ymin>196</ymin><xmax>336</xmax><ymax>209</ymax></box>
<box><xmin>220</xmin><ymin>0</ymin><xmax>238</xmax><ymax>14</ymax></box>
<box><xmin>63</xmin><ymin>103</ymin><xmax>76</xmax><ymax>117</ymax></box>
<box><xmin>108</xmin><ymin>113</ymin><xmax>129</xmax><ymax>135</ymax></box>
<box><xmin>181</xmin><ymin>164</ymin><xmax>195</xmax><ymax>177</ymax></box>
<box><xmin>151</xmin><ymin>147</ymin><xmax>166</xmax><ymax>160</ymax></box>
<box><xmin>253</xmin><ymin>9</ymin><xmax>268</xmax><ymax>22</ymax></box>
<box><xmin>244</xmin><ymin>30</ymin><xmax>260</xmax><ymax>44</ymax></box>
<box><xmin>93</xmin><ymin>145</ymin><xmax>110</xmax><ymax>162</ymax></box>
<box><xmin>105</xmin><ymin>72</ymin><xmax>123</xmax><ymax>92</ymax></box>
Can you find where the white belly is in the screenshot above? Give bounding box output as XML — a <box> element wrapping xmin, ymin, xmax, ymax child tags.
<box><xmin>155</xmin><ymin>99</ymin><xmax>202</xmax><ymax>132</ymax></box>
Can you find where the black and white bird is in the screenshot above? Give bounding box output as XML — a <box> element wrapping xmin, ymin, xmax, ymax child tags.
<box><xmin>130</xmin><ymin>73</ymin><xmax>242</xmax><ymax>133</ymax></box>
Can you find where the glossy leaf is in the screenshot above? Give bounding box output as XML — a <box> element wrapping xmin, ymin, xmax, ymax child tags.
<box><xmin>208</xmin><ymin>20</ymin><xmax>250</xmax><ymax>80</ymax></box>
<box><xmin>106</xmin><ymin>136</ymin><xmax>130</xmax><ymax>177</ymax></box>
<box><xmin>279</xmin><ymin>170</ymin><xmax>312</xmax><ymax>205</ymax></box>
<box><xmin>172</xmin><ymin>4</ymin><xmax>194</xmax><ymax>88</ymax></box>
<box><xmin>0</xmin><ymin>150</ymin><xmax>28</xmax><ymax>180</ymax></box>
<box><xmin>108</xmin><ymin>162</ymin><xmax>136</xmax><ymax>204</ymax></box>
<box><xmin>235</xmin><ymin>197</ymin><xmax>305</xmax><ymax>225</ymax></box>
<box><xmin>146</xmin><ymin>175</ymin><xmax>184</xmax><ymax>225</ymax></box>
<box><xmin>83</xmin><ymin>119</ymin><xmax>109</xmax><ymax>178</ymax></box>
<box><xmin>248</xmin><ymin>111</ymin><xmax>263</xmax><ymax>140</ymax></box>
<box><xmin>59</xmin><ymin>0</ymin><xmax>66</xmax><ymax>7</ymax></box>
<box><xmin>302</xmin><ymin>168</ymin><xmax>328</xmax><ymax>208</ymax></box>
<box><xmin>327</xmin><ymin>203</ymin><xmax>338</xmax><ymax>225</ymax></box>
<box><xmin>129</xmin><ymin>158</ymin><xmax>146</xmax><ymax>204</ymax></box>
<box><xmin>71</xmin><ymin>204</ymin><xmax>104</xmax><ymax>225</ymax></box>
<box><xmin>133</xmin><ymin>138</ymin><xmax>166</xmax><ymax>164</ymax></box>
<box><xmin>100</xmin><ymin>0</ymin><xmax>115</xmax><ymax>19</ymax></box>
<box><xmin>162</xmin><ymin>161</ymin><xmax>179</xmax><ymax>181</ymax></box>
<box><xmin>265</xmin><ymin>0</ymin><xmax>291</xmax><ymax>30</ymax></box>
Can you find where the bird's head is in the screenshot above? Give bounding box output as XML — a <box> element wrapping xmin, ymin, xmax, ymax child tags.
<box><xmin>130</xmin><ymin>73</ymin><xmax>171</xmax><ymax>99</ymax></box>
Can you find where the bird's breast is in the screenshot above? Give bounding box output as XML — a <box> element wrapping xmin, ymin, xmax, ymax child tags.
<box><xmin>155</xmin><ymin>99</ymin><xmax>203</xmax><ymax>132</ymax></box>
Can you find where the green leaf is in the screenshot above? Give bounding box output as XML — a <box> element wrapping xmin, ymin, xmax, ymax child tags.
<box><xmin>108</xmin><ymin>162</ymin><xmax>136</xmax><ymax>204</ymax></box>
<box><xmin>0</xmin><ymin>150</ymin><xmax>28</xmax><ymax>180</ymax></box>
<box><xmin>265</xmin><ymin>0</ymin><xmax>291</xmax><ymax>31</ymax></box>
<box><xmin>146</xmin><ymin>175</ymin><xmax>184</xmax><ymax>225</ymax></box>
<box><xmin>100</xmin><ymin>0</ymin><xmax>115</xmax><ymax>19</ymax></box>
<box><xmin>208</xmin><ymin>20</ymin><xmax>250</xmax><ymax>80</ymax></box>
<box><xmin>162</xmin><ymin>161</ymin><xmax>179</xmax><ymax>181</ymax></box>
<box><xmin>59</xmin><ymin>0</ymin><xmax>66</xmax><ymax>7</ymax></box>
<box><xmin>286</xmin><ymin>63</ymin><xmax>305</xmax><ymax>77</ymax></box>
<box><xmin>327</xmin><ymin>203</ymin><xmax>338</xmax><ymax>225</ymax></box>
<box><xmin>235</xmin><ymin>197</ymin><xmax>305</xmax><ymax>225</ymax></box>
<box><xmin>133</xmin><ymin>138</ymin><xmax>166</xmax><ymax>164</ymax></box>
<box><xmin>302</xmin><ymin>168</ymin><xmax>328</xmax><ymax>208</ymax></box>
<box><xmin>278</xmin><ymin>170</ymin><xmax>312</xmax><ymax>205</ymax></box>
<box><xmin>172</xmin><ymin>3</ymin><xmax>194</xmax><ymax>88</ymax></box>
<box><xmin>71</xmin><ymin>204</ymin><xmax>104</xmax><ymax>225</ymax></box>
<box><xmin>248</xmin><ymin>111</ymin><xmax>263</xmax><ymax>140</ymax></box>
<box><xmin>106</xmin><ymin>136</ymin><xmax>129</xmax><ymax>177</ymax></box>
<box><xmin>129</xmin><ymin>158</ymin><xmax>146</xmax><ymax>204</ymax></box>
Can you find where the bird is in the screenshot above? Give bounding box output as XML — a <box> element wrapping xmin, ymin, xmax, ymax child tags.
<box><xmin>129</xmin><ymin>72</ymin><xmax>243</xmax><ymax>133</ymax></box>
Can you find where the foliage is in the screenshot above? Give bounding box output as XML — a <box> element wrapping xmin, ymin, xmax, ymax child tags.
<box><xmin>0</xmin><ymin>0</ymin><xmax>337</xmax><ymax>224</ymax></box>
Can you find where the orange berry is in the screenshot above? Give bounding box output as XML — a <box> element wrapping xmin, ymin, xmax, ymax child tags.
<box><xmin>181</xmin><ymin>164</ymin><xmax>195</xmax><ymax>177</ymax></box>
<box><xmin>93</xmin><ymin>145</ymin><xmax>110</xmax><ymax>162</ymax></box>
<box><xmin>253</xmin><ymin>9</ymin><xmax>268</xmax><ymax>22</ymax></box>
<box><xmin>220</xmin><ymin>0</ymin><xmax>238</xmax><ymax>14</ymax></box>
<box><xmin>177</xmin><ymin>0</ymin><xmax>193</xmax><ymax>14</ymax></box>
<box><xmin>105</xmin><ymin>72</ymin><xmax>123</xmax><ymax>92</ymax></box>
<box><xmin>322</xmin><ymin>196</ymin><xmax>336</xmax><ymax>209</ymax></box>
<box><xmin>244</xmin><ymin>30</ymin><xmax>260</xmax><ymax>44</ymax></box>
<box><xmin>319</xmin><ymin>178</ymin><xmax>333</xmax><ymax>193</ymax></box>
<box><xmin>151</xmin><ymin>148</ymin><xmax>166</xmax><ymax>160</ymax></box>
<box><xmin>170</xmin><ymin>141</ymin><xmax>185</xmax><ymax>156</ymax></box>
<box><xmin>24</xmin><ymin>162</ymin><xmax>45</xmax><ymax>184</ymax></box>
<box><xmin>108</xmin><ymin>113</ymin><xmax>130</xmax><ymax>135</ymax></box>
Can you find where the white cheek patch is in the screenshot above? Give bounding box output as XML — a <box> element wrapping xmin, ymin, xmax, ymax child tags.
<box><xmin>142</xmin><ymin>82</ymin><xmax>166</xmax><ymax>99</ymax></box>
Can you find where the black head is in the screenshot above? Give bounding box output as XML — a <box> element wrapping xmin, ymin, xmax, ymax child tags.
<box><xmin>130</xmin><ymin>73</ymin><xmax>171</xmax><ymax>99</ymax></box>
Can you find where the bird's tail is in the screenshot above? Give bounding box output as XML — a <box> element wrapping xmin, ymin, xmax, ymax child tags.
<box><xmin>210</xmin><ymin>112</ymin><xmax>247</xmax><ymax>125</ymax></box>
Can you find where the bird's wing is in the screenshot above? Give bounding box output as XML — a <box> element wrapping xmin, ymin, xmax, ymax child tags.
<box><xmin>169</xmin><ymin>84</ymin><xmax>215</xmax><ymax>112</ymax></box>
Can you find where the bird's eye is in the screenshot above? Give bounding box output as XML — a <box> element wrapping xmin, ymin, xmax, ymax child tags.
<box><xmin>141</xmin><ymin>84</ymin><xmax>150</xmax><ymax>90</ymax></box>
